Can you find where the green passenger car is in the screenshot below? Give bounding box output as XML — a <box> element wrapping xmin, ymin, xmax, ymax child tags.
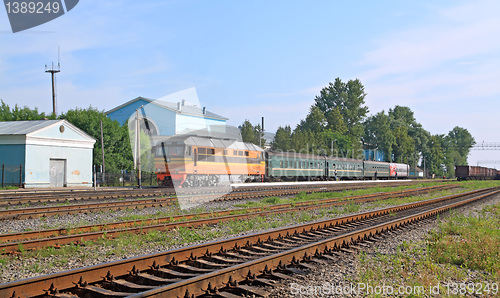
<box><xmin>363</xmin><ymin>160</ymin><xmax>390</xmax><ymax>179</ymax></box>
<box><xmin>266</xmin><ymin>152</ymin><xmax>325</xmax><ymax>180</ymax></box>
<box><xmin>326</xmin><ymin>157</ymin><xmax>364</xmax><ymax>180</ymax></box>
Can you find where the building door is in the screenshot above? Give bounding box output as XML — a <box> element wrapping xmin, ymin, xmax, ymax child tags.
<box><xmin>49</xmin><ymin>159</ymin><xmax>66</xmax><ymax>187</ymax></box>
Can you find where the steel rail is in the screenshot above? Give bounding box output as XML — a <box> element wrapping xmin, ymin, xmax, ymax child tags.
<box><xmin>136</xmin><ymin>188</ymin><xmax>500</xmax><ymax>298</ymax></box>
<box><xmin>0</xmin><ymin>184</ymin><xmax>456</xmax><ymax>253</ymax></box>
<box><xmin>0</xmin><ymin>180</ymin><xmax>447</xmax><ymax>207</ymax></box>
<box><xmin>0</xmin><ymin>198</ymin><xmax>175</xmax><ymax>220</ymax></box>
<box><xmin>0</xmin><ymin>186</ymin><xmax>495</xmax><ymax>298</ymax></box>
<box><xmin>0</xmin><ymin>182</ymin><xmax>452</xmax><ymax>220</ymax></box>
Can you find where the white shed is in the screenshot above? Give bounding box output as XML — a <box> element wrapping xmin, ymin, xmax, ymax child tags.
<box><xmin>0</xmin><ymin>120</ymin><xmax>96</xmax><ymax>188</ymax></box>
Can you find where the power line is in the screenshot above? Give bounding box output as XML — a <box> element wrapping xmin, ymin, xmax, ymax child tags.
<box><xmin>471</xmin><ymin>142</ymin><xmax>500</xmax><ymax>150</ymax></box>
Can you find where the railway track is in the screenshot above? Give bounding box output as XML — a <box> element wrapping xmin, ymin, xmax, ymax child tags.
<box><xmin>0</xmin><ymin>198</ymin><xmax>175</xmax><ymax>220</ymax></box>
<box><xmin>0</xmin><ymin>181</ymin><xmax>450</xmax><ymax>220</ymax></box>
<box><xmin>0</xmin><ymin>184</ymin><xmax>456</xmax><ymax>253</ymax></box>
<box><xmin>0</xmin><ymin>179</ymin><xmax>447</xmax><ymax>206</ymax></box>
<box><xmin>1</xmin><ymin>186</ymin><xmax>495</xmax><ymax>298</ymax></box>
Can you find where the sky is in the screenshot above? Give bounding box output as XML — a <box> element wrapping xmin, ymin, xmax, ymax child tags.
<box><xmin>0</xmin><ymin>0</ymin><xmax>499</xmax><ymax>167</ymax></box>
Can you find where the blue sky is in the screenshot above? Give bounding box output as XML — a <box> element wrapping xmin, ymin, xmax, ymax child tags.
<box><xmin>1</xmin><ymin>0</ymin><xmax>499</xmax><ymax>166</ymax></box>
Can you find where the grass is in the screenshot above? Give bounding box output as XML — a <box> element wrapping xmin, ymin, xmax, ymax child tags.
<box><xmin>428</xmin><ymin>204</ymin><xmax>500</xmax><ymax>278</ymax></box>
<box><xmin>354</xmin><ymin>200</ymin><xmax>500</xmax><ymax>297</ymax></box>
<box><xmin>2</xmin><ymin>180</ymin><xmax>499</xmax><ymax>282</ymax></box>
<box><xmin>234</xmin><ymin>182</ymin><xmax>450</xmax><ymax>208</ymax></box>
<box><xmin>0</xmin><ymin>186</ymin><xmax>18</xmax><ymax>190</ymax></box>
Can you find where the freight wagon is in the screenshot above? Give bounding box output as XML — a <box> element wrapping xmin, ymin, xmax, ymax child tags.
<box><xmin>455</xmin><ymin>165</ymin><xmax>498</xmax><ymax>181</ymax></box>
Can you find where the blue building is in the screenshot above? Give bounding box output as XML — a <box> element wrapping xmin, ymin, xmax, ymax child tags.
<box><xmin>363</xmin><ymin>148</ymin><xmax>386</xmax><ymax>161</ymax></box>
<box><xmin>0</xmin><ymin>120</ymin><xmax>96</xmax><ymax>188</ymax></box>
<box><xmin>106</xmin><ymin>97</ymin><xmax>228</xmax><ymax>137</ymax></box>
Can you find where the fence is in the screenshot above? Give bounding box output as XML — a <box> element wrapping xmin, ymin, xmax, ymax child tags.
<box><xmin>94</xmin><ymin>171</ymin><xmax>158</xmax><ymax>187</ymax></box>
<box><xmin>1</xmin><ymin>164</ymin><xmax>23</xmax><ymax>188</ymax></box>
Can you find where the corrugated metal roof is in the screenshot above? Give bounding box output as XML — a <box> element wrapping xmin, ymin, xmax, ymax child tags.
<box><xmin>155</xmin><ymin>100</ymin><xmax>227</xmax><ymax>120</ymax></box>
<box><xmin>0</xmin><ymin>120</ymin><xmax>61</xmax><ymax>135</ymax></box>
<box><xmin>106</xmin><ymin>97</ymin><xmax>228</xmax><ymax>120</ymax></box>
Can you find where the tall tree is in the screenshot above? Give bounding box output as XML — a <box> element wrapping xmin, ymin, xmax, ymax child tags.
<box><xmin>392</xmin><ymin>126</ymin><xmax>415</xmax><ymax>163</ymax></box>
<box><xmin>297</xmin><ymin>106</ymin><xmax>327</xmax><ymax>133</ymax></box>
<box><xmin>59</xmin><ymin>107</ymin><xmax>133</xmax><ymax>172</ymax></box>
<box><xmin>388</xmin><ymin>106</ymin><xmax>417</xmax><ymax>127</ymax></box>
<box><xmin>272</xmin><ymin>125</ymin><xmax>292</xmax><ymax>151</ymax></box>
<box><xmin>239</xmin><ymin>120</ymin><xmax>265</xmax><ymax>147</ymax></box>
<box><xmin>362</xmin><ymin>111</ymin><xmax>394</xmax><ymax>161</ymax></box>
<box><xmin>325</xmin><ymin>107</ymin><xmax>348</xmax><ymax>134</ymax></box>
<box><xmin>240</xmin><ymin>120</ymin><xmax>256</xmax><ymax>144</ymax></box>
<box><xmin>443</xmin><ymin>126</ymin><xmax>475</xmax><ymax>176</ymax></box>
<box><xmin>424</xmin><ymin>135</ymin><xmax>446</xmax><ymax>177</ymax></box>
<box><xmin>0</xmin><ymin>100</ymin><xmax>55</xmax><ymax>121</ymax></box>
<box><xmin>314</xmin><ymin>78</ymin><xmax>369</xmax><ymax>150</ymax></box>
<box><xmin>445</xmin><ymin>126</ymin><xmax>475</xmax><ymax>161</ymax></box>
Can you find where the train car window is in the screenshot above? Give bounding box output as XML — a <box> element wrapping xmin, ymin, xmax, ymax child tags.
<box><xmin>209</xmin><ymin>148</ymin><xmax>215</xmax><ymax>155</ymax></box>
<box><xmin>284</xmin><ymin>161</ymin><xmax>288</xmax><ymax>168</ymax></box>
<box><xmin>310</xmin><ymin>162</ymin><xmax>313</xmax><ymax>168</ymax></box>
<box><xmin>233</xmin><ymin>150</ymin><xmax>238</xmax><ymax>156</ymax></box>
<box><xmin>194</xmin><ymin>149</ymin><xmax>197</xmax><ymax>166</ymax></box>
<box><xmin>199</xmin><ymin>147</ymin><xmax>206</xmax><ymax>154</ymax></box>
<box><xmin>223</xmin><ymin>149</ymin><xmax>228</xmax><ymax>155</ymax></box>
<box><xmin>245</xmin><ymin>151</ymin><xmax>249</xmax><ymax>157</ymax></box>
<box><xmin>280</xmin><ymin>161</ymin><xmax>283</xmax><ymax>167</ymax></box>
<box><xmin>187</xmin><ymin>146</ymin><xmax>192</xmax><ymax>156</ymax></box>
<box><xmin>238</xmin><ymin>151</ymin><xmax>243</xmax><ymax>156</ymax></box>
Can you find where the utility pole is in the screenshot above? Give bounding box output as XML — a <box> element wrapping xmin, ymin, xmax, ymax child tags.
<box><xmin>45</xmin><ymin>48</ymin><xmax>61</xmax><ymax>116</ymax></box>
<box><xmin>45</xmin><ymin>62</ymin><xmax>60</xmax><ymax>116</ymax></box>
<box><xmin>136</xmin><ymin>107</ymin><xmax>143</xmax><ymax>189</ymax></box>
<box><xmin>259</xmin><ymin>117</ymin><xmax>264</xmax><ymax>148</ymax></box>
<box><xmin>423</xmin><ymin>156</ymin><xmax>426</xmax><ymax>178</ymax></box>
<box><xmin>100</xmin><ymin>120</ymin><xmax>105</xmax><ymax>186</ymax></box>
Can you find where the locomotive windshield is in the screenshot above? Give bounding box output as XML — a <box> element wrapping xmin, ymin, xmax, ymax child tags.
<box><xmin>155</xmin><ymin>144</ymin><xmax>185</xmax><ymax>157</ymax></box>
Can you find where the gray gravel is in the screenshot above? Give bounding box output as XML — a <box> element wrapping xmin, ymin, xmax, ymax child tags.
<box><xmin>0</xmin><ymin>186</ymin><xmax>494</xmax><ymax>287</ymax></box>
<box><xmin>266</xmin><ymin>192</ymin><xmax>500</xmax><ymax>297</ymax></box>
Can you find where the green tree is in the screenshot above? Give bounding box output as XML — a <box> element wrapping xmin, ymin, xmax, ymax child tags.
<box><xmin>0</xmin><ymin>100</ymin><xmax>55</xmax><ymax>121</ymax></box>
<box><xmin>425</xmin><ymin>135</ymin><xmax>445</xmax><ymax>177</ymax></box>
<box><xmin>325</xmin><ymin>107</ymin><xmax>348</xmax><ymax>134</ymax></box>
<box><xmin>59</xmin><ymin>107</ymin><xmax>133</xmax><ymax>172</ymax></box>
<box><xmin>297</xmin><ymin>106</ymin><xmax>327</xmax><ymax>133</ymax></box>
<box><xmin>443</xmin><ymin>126</ymin><xmax>475</xmax><ymax>177</ymax></box>
<box><xmin>388</xmin><ymin>105</ymin><xmax>430</xmax><ymax>167</ymax></box>
<box><xmin>239</xmin><ymin>120</ymin><xmax>265</xmax><ymax>147</ymax></box>
<box><xmin>290</xmin><ymin>129</ymin><xmax>316</xmax><ymax>153</ymax></box>
<box><xmin>272</xmin><ymin>125</ymin><xmax>292</xmax><ymax>151</ymax></box>
<box><xmin>314</xmin><ymin>78</ymin><xmax>369</xmax><ymax>151</ymax></box>
<box><xmin>362</xmin><ymin>111</ymin><xmax>394</xmax><ymax>161</ymax></box>
<box><xmin>240</xmin><ymin>120</ymin><xmax>257</xmax><ymax>144</ymax></box>
<box><xmin>392</xmin><ymin>126</ymin><xmax>415</xmax><ymax>163</ymax></box>
<box><xmin>388</xmin><ymin>106</ymin><xmax>417</xmax><ymax>127</ymax></box>
<box><xmin>445</xmin><ymin>126</ymin><xmax>475</xmax><ymax>161</ymax></box>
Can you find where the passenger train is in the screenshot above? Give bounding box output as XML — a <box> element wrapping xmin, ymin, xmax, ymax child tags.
<box><xmin>154</xmin><ymin>135</ymin><xmax>410</xmax><ymax>187</ymax></box>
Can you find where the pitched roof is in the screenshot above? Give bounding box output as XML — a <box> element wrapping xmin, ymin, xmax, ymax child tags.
<box><xmin>0</xmin><ymin>120</ymin><xmax>61</xmax><ymax>135</ymax></box>
<box><xmin>106</xmin><ymin>97</ymin><xmax>228</xmax><ymax>121</ymax></box>
<box><xmin>0</xmin><ymin>120</ymin><xmax>95</xmax><ymax>141</ymax></box>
